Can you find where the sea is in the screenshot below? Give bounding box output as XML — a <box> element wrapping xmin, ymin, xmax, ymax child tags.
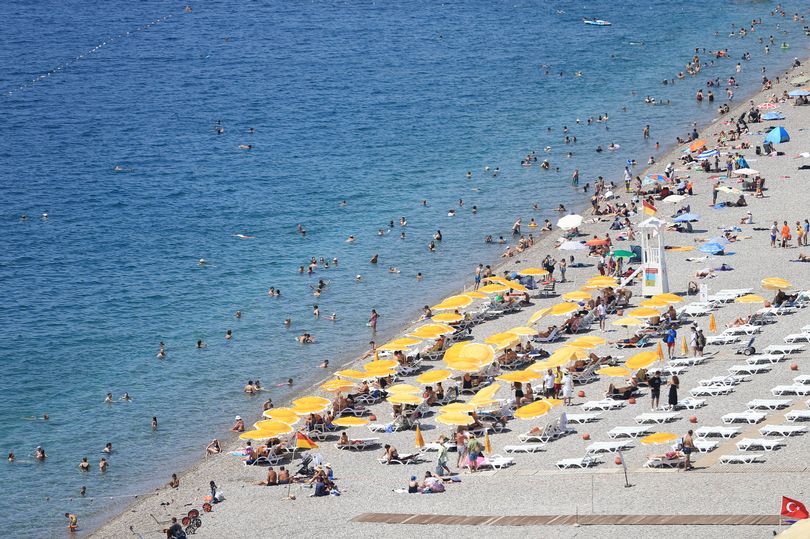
<box><xmin>1</xmin><ymin>0</ymin><xmax>807</xmax><ymax>535</ymax></box>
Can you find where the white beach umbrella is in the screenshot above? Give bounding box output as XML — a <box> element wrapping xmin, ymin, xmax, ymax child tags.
<box><xmin>558</xmin><ymin>240</ymin><xmax>588</xmax><ymax>251</ymax></box>
<box><xmin>733</xmin><ymin>168</ymin><xmax>759</xmax><ymax>176</ymax></box>
<box><xmin>556</xmin><ymin>214</ymin><xmax>583</xmax><ymax>230</ymax></box>
<box><xmin>662</xmin><ymin>194</ymin><xmax>686</xmax><ymax>204</ymax></box>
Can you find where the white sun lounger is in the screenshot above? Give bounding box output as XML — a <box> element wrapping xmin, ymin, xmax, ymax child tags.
<box><xmin>746</xmin><ymin>354</ymin><xmax>784</xmax><ymax>365</ymax></box>
<box><xmin>728</xmin><ymin>364</ymin><xmax>771</xmax><ymax>375</ymax></box>
<box><xmin>690</xmin><ymin>385</ymin><xmax>734</xmax><ymax>397</ymax></box>
<box><xmin>675</xmin><ymin>397</ymin><xmax>706</xmax><ymax>410</ymax></box>
<box><xmin>607</xmin><ymin>426</ymin><xmax>652</xmax><ymax>439</ymax></box>
<box><xmin>784</xmin><ymin>333</ymin><xmax>810</xmax><ymax>343</ymax></box>
<box><xmin>705</xmin><ymin>334</ymin><xmax>741</xmax><ymax>345</ymax></box>
<box><xmin>518</xmin><ymin>424</ymin><xmax>559</xmax><ymax>443</ymax></box>
<box><xmin>722</xmin><ymin>411</ymin><xmax>767</xmax><ymax>424</ymax></box>
<box><xmin>720</xmin><ymin>453</ymin><xmax>765</xmax><ymax>464</ymax></box>
<box><xmin>583</xmin><ymin>399</ymin><xmax>626</xmax><ymax>411</ymax></box>
<box><xmin>723</xmin><ymin>325</ymin><xmax>761</xmax><ymax>336</ymax></box>
<box><xmin>476</xmin><ymin>455</ymin><xmax>515</xmax><ymax>470</ymax></box>
<box><xmin>635</xmin><ymin>412</ymin><xmax>681</xmax><ymax>424</ymax></box>
<box><xmin>764</xmin><ymin>344</ymin><xmax>806</xmax><ymax>355</ymax></box>
<box><xmin>694</xmin><ymin>440</ymin><xmax>719</xmax><ymax>453</ymax></box>
<box><xmin>586</xmin><ymin>441</ymin><xmax>633</xmax><ymax>455</ymax></box>
<box><xmin>663</xmin><ymin>365</ymin><xmax>689</xmax><ymax>376</ymax></box>
<box><xmin>556</xmin><ymin>455</ymin><xmax>600</xmax><ymax>469</ymax></box>
<box><xmin>645</xmin><ymin>456</ymin><xmax>684</xmax><ymax>468</ymax></box>
<box><xmin>668</xmin><ymin>356</ymin><xmax>709</xmax><ymax>367</ymax></box>
<box><xmin>736</xmin><ymin>438</ymin><xmax>785</xmax><ymax>452</ymax></box>
<box><xmin>504</xmin><ymin>444</ymin><xmax>546</xmax><ymax>453</ymax></box>
<box><xmin>772</xmin><ymin>385</ymin><xmax>810</xmax><ymax>396</ymax></box>
<box><xmin>759</xmin><ymin>424</ymin><xmax>807</xmax><ymax>437</ymax></box>
<box><xmin>699</xmin><ymin>375</ymin><xmax>748</xmax><ymax>387</ymax></box>
<box><xmin>747</xmin><ymin>399</ymin><xmax>792</xmax><ymax>410</ymax></box>
<box><xmin>785</xmin><ymin>410</ymin><xmax>810</xmax><ymax>422</ymax></box>
<box><xmin>335</xmin><ymin>438</ymin><xmax>380</xmax><ymax>451</ymax></box>
<box><xmin>565</xmin><ymin>412</ymin><xmax>602</xmax><ymax>424</ymax></box>
<box><xmin>793</xmin><ymin>375</ymin><xmax>810</xmax><ymax>385</ymax></box>
<box><xmin>378</xmin><ymin>452</ymin><xmax>421</xmax><ymax>465</ymax></box>
<box><xmin>695</xmin><ymin>426</ymin><xmax>740</xmax><ymax>439</ymax></box>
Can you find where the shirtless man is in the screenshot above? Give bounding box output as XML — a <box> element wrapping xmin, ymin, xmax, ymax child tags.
<box><xmin>79</xmin><ymin>457</ymin><xmax>90</xmax><ymax>471</ymax></box>
<box><xmin>231</xmin><ymin>416</ymin><xmax>245</xmax><ymax>432</ymax></box>
<box><xmin>382</xmin><ymin>444</ymin><xmax>399</xmax><ymax>464</ymax></box>
<box><xmin>258</xmin><ymin>467</ymin><xmax>278</xmax><ymax>486</ymax></box>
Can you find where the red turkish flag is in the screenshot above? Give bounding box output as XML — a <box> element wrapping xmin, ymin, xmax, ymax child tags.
<box><xmin>781</xmin><ymin>496</ymin><xmax>809</xmax><ymax>519</ymax></box>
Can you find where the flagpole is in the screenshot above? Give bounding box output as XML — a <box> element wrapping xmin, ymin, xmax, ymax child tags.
<box><xmin>777</xmin><ymin>495</ymin><xmax>782</xmax><ymax>534</ymax></box>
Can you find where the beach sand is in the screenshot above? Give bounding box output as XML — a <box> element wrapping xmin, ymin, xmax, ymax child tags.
<box><xmin>93</xmin><ymin>59</ymin><xmax>810</xmax><ymax>539</ymax></box>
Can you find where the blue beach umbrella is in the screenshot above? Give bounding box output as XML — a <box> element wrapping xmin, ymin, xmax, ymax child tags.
<box><xmin>788</xmin><ymin>89</ymin><xmax>810</xmax><ymax>97</ymax></box>
<box><xmin>699</xmin><ymin>242</ymin><xmax>725</xmax><ymax>255</ymax></box>
<box><xmin>697</xmin><ymin>149</ymin><xmax>719</xmax><ymax>160</ymax></box>
<box><xmin>761</xmin><ymin>111</ymin><xmax>785</xmax><ymax>121</ymax></box>
<box><xmin>764</xmin><ymin>126</ymin><xmax>790</xmax><ymax>144</ymax></box>
<box><xmin>673</xmin><ymin>213</ymin><xmax>700</xmax><ymax>223</ymax></box>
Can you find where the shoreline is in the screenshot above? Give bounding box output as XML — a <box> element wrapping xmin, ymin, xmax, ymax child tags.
<box><xmin>90</xmin><ymin>46</ymin><xmax>810</xmax><ymax>539</ymax></box>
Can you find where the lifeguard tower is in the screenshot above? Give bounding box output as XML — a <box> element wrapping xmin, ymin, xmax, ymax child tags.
<box><xmin>637</xmin><ymin>217</ymin><xmax>669</xmax><ymax>296</ymax></box>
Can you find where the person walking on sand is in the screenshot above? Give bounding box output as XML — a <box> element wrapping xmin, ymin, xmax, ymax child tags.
<box><xmin>667</xmin><ymin>375</ymin><xmax>680</xmax><ymax>410</ymax></box>
<box><xmin>781</xmin><ymin>221</ymin><xmax>791</xmax><ymax>248</ymax></box>
<box><xmin>562</xmin><ymin>369</ymin><xmax>574</xmax><ymax>405</ymax></box>
<box><xmin>436</xmin><ymin>435</ymin><xmax>452</xmax><ymax>476</ymax></box>
<box><xmin>770</xmin><ymin>221</ymin><xmax>778</xmax><ymax>248</ymax></box>
<box><xmin>682</xmin><ymin>430</ymin><xmax>696</xmax><ymax>470</ymax></box>
<box><xmin>474</xmin><ymin>263</ymin><xmax>483</xmax><ymax>291</ymax></box>
<box><xmin>597</xmin><ymin>301</ymin><xmax>606</xmax><ymax>331</ymax></box>
<box><xmin>665</xmin><ymin>327</ymin><xmax>677</xmax><ymax>359</ymax></box>
<box><xmin>368</xmin><ymin>309</ymin><xmax>379</xmax><ymax>331</ymax></box>
<box><xmin>649</xmin><ymin>371</ymin><xmax>662</xmax><ymax>410</ymax></box>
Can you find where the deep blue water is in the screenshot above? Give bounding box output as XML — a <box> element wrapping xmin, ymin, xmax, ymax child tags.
<box><xmin>1</xmin><ymin>0</ymin><xmax>807</xmax><ymax>535</ymax></box>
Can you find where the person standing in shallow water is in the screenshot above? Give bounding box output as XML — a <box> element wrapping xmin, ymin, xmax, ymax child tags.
<box><xmin>369</xmin><ymin>309</ymin><xmax>379</xmax><ymax>332</ymax></box>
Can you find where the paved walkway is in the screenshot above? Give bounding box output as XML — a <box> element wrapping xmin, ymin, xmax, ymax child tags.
<box><xmin>352</xmin><ymin>513</ymin><xmax>781</xmax><ymax>526</ymax></box>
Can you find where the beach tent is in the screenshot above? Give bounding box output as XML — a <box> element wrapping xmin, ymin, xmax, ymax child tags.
<box><xmin>698</xmin><ymin>242</ymin><xmax>725</xmax><ymax>255</ymax></box>
<box><xmin>761</xmin><ymin>111</ymin><xmax>785</xmax><ymax>121</ymax></box>
<box><xmin>673</xmin><ymin>213</ymin><xmax>699</xmax><ymax>223</ymax></box>
<box><xmin>696</xmin><ymin>149</ymin><xmax>719</xmax><ymax>159</ymax></box>
<box><xmin>788</xmin><ymin>89</ymin><xmax>810</xmax><ymax>97</ymax></box>
<box><xmin>764</xmin><ymin>126</ymin><xmax>790</xmax><ymax>144</ymax></box>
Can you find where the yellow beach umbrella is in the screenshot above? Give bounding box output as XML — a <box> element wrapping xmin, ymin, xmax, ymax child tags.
<box><xmin>514</xmin><ymin>400</ymin><xmax>552</xmax><ymax>419</ymax></box>
<box><xmin>332</xmin><ymin>416</ymin><xmax>370</xmax><ymax>427</ymax></box>
<box><xmin>527</xmin><ymin>307</ymin><xmax>552</xmax><ymax>325</ymax></box>
<box><xmin>320</xmin><ymin>379</ymin><xmax>355</xmax><ymax>392</ymax></box>
<box><xmin>464</xmin><ymin>291</ymin><xmax>489</xmax><ymax>299</ymax></box>
<box><xmin>653</xmin><ymin>293</ymin><xmax>683</xmax><ymax>304</ymax></box>
<box><xmin>386</xmin><ymin>394</ymin><xmax>424</xmax><ymax>405</ymax></box>
<box><xmin>415</xmin><ymin>424</ymin><xmax>425</xmax><ymax>448</ymax></box>
<box><xmin>335</xmin><ymin>369</ymin><xmax>371</xmax><ymax>379</ymax></box>
<box><xmin>377</xmin><ymin>337</ymin><xmax>422</xmax><ymax>351</ymax></box>
<box><xmin>571</xmin><ymin>336</ymin><xmax>606</xmax><ymax>347</ymax></box>
<box><xmin>363</xmin><ymin>359</ymin><xmax>399</xmax><ymax>371</ymax></box>
<box><xmin>502</xmin><ymin>280</ymin><xmax>529</xmax><ymax>293</ymax></box>
<box><xmin>625</xmin><ymin>351</ymin><xmax>658</xmax><ymax>370</ymax></box>
<box><xmin>587</xmin><ymin>275</ymin><xmax>618</xmax><ymax>283</ymax></box>
<box><xmin>496</xmin><ymin>370</ymin><xmax>539</xmax><ymax>383</ymax></box>
<box><xmin>656</xmin><ymin>341</ymin><xmax>665</xmax><ymax>360</ymax></box>
<box><xmin>709</xmin><ymin>313</ymin><xmax>717</xmax><ymax>333</ymax></box>
<box><xmin>550</xmin><ymin>302</ymin><xmax>579</xmax><ymax>316</ymax></box>
<box><xmin>680</xmin><ymin>336</ymin><xmax>689</xmax><ymax>356</ymax></box>
<box><xmin>640</xmin><ymin>432</ymin><xmax>679</xmax><ymax>445</ymax></box>
<box><xmin>261</xmin><ymin>408</ymin><xmax>301</xmax><ymax>424</ymax></box>
<box><xmin>409</xmin><ymin>324</ymin><xmax>455</xmax><ymax>339</ymax></box>
<box><xmin>484</xmin><ymin>431</ymin><xmax>493</xmax><ymax>453</ymax></box>
<box><xmin>293</xmin><ymin>396</ymin><xmax>330</xmax><ymax>408</ymax></box>
<box><xmin>485</xmin><ymin>332</ymin><xmax>520</xmax><ymax>347</ymax></box>
<box><xmin>538</xmin><ymin>398</ymin><xmax>563</xmax><ymax>408</ymax></box>
<box><xmin>253</xmin><ymin>420</ymin><xmax>295</xmax><ymax>433</ymax></box>
<box><xmin>431</xmin><ymin>312</ymin><xmax>463</xmax><ymax>323</ymax></box>
<box><xmin>596</xmin><ymin>366</ymin><xmax>632</xmax><ymax>377</ymax></box>
<box><xmin>519</xmin><ymin>267</ymin><xmax>549</xmax><ymax>277</ymax></box>
<box><xmin>432</xmin><ymin>295</ymin><xmax>473</xmax><ymax>311</ymax></box>
<box><xmin>628</xmin><ymin>307</ymin><xmax>660</xmax><ymax>318</ymax></box>
<box><xmin>736</xmin><ymin>294</ymin><xmax>765</xmax><ymax>304</ymax></box>
<box><xmin>761</xmin><ymin>277</ymin><xmax>792</xmax><ymax>290</ymax></box>
<box><xmin>562</xmin><ymin>290</ymin><xmax>593</xmax><ymax>302</ymax></box>
<box><xmin>507</xmin><ymin>326</ymin><xmax>539</xmax><ymax>337</ymax></box>
<box><xmin>445</xmin><ymin>359</ymin><xmax>485</xmax><ymax>373</ymax></box>
<box><xmin>469</xmin><ymin>383</ymin><xmax>501</xmax><ymax>404</ymax></box>
<box><xmin>441</xmin><ymin>402</ymin><xmax>476</xmax><ymax>414</ymax></box>
<box><xmin>446</xmin><ymin>342</ymin><xmax>495</xmax><ymax>364</ymax></box>
<box><xmin>291</xmin><ymin>402</ymin><xmax>330</xmax><ymax>415</ymax></box>
<box><xmin>386</xmin><ymin>383</ymin><xmax>421</xmax><ymax>394</ymax></box>
<box><xmin>479</xmin><ymin>283</ymin><xmax>509</xmax><ymax>294</ymax></box>
<box><xmin>435</xmin><ymin>413</ymin><xmax>475</xmax><ymax>426</ymax></box>
<box><xmin>239</xmin><ymin>427</ymin><xmax>291</xmax><ymax>440</ymax></box>
<box><xmin>640</xmin><ymin>298</ymin><xmax>669</xmax><ymax>308</ymax></box>
<box><xmin>415</xmin><ymin>369</ymin><xmax>452</xmax><ymax>384</ymax></box>
<box><xmin>612</xmin><ymin>317</ymin><xmax>644</xmax><ymax>327</ymax></box>
<box><xmin>550</xmin><ymin>346</ymin><xmax>589</xmax><ymax>362</ymax></box>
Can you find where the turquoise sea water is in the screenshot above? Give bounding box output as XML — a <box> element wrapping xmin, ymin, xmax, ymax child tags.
<box><xmin>1</xmin><ymin>0</ymin><xmax>807</xmax><ymax>535</ymax></box>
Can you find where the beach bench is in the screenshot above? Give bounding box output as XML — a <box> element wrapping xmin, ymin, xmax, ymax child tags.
<box><xmin>763</xmin><ymin>344</ymin><xmax>806</xmax><ymax>355</ymax></box>
<box><xmin>772</xmin><ymin>385</ymin><xmax>810</xmax><ymax>396</ymax></box>
<box><xmin>668</xmin><ymin>356</ymin><xmax>709</xmax><ymax>368</ymax></box>
<box><xmin>784</xmin><ymin>333</ymin><xmax>810</xmax><ymax>343</ymax></box>
<box><xmin>607</xmin><ymin>426</ymin><xmax>652</xmax><ymax>439</ymax></box>
<box><xmin>793</xmin><ymin>375</ymin><xmax>810</xmax><ymax>385</ymax></box>
<box><xmin>533</xmin><ymin>327</ymin><xmax>560</xmax><ymax>344</ymax></box>
<box><xmin>586</xmin><ymin>441</ymin><xmax>633</xmax><ymax>455</ymax></box>
<box><xmin>475</xmin><ymin>455</ymin><xmax>515</xmax><ymax>470</ymax></box>
<box><xmin>504</xmin><ymin>444</ymin><xmax>546</xmax><ymax>454</ymax></box>
<box><xmin>693</xmin><ymin>440</ymin><xmax>719</xmax><ymax>453</ymax></box>
<box><xmin>556</xmin><ymin>455</ymin><xmax>601</xmax><ymax>470</ymax></box>
<box><xmin>635</xmin><ymin>412</ymin><xmax>680</xmax><ymax>424</ymax></box>
<box><xmin>675</xmin><ymin>397</ymin><xmax>706</xmax><ymax>410</ymax></box>
<box><xmin>335</xmin><ymin>438</ymin><xmax>380</xmax><ymax>451</ymax></box>
<box><xmin>705</xmin><ymin>334</ymin><xmax>741</xmax><ymax>346</ymax></box>
<box><xmin>244</xmin><ymin>453</ymin><xmax>285</xmax><ymax>467</ymax></box>
<box><xmin>723</xmin><ymin>325</ymin><xmax>761</xmax><ymax>336</ymax></box>
<box><xmin>378</xmin><ymin>452</ymin><xmax>421</xmax><ymax>465</ymax></box>
<box><xmin>518</xmin><ymin>424</ymin><xmax>560</xmax><ymax>443</ymax></box>
<box><xmin>644</xmin><ymin>456</ymin><xmax>685</xmax><ymax>468</ymax></box>
<box><xmin>583</xmin><ymin>399</ymin><xmax>626</xmax><ymax>411</ymax></box>
<box><xmin>695</xmin><ymin>426</ymin><xmax>740</xmax><ymax>439</ymax></box>
<box><xmin>747</xmin><ymin>399</ymin><xmax>792</xmax><ymax>410</ymax></box>
<box><xmin>663</xmin><ymin>365</ymin><xmax>689</xmax><ymax>376</ymax></box>
<box><xmin>760</xmin><ymin>424</ymin><xmax>807</xmax><ymax>437</ymax></box>
<box><xmin>719</xmin><ymin>453</ymin><xmax>765</xmax><ymax>465</ymax></box>
<box><xmin>565</xmin><ymin>412</ymin><xmax>602</xmax><ymax>424</ymax></box>
<box><xmin>678</xmin><ymin>304</ymin><xmax>713</xmax><ymax>319</ymax></box>
<box><xmin>745</xmin><ymin>354</ymin><xmax>784</xmax><ymax>366</ymax></box>
<box><xmin>736</xmin><ymin>438</ymin><xmax>785</xmax><ymax>452</ymax></box>
<box><xmin>722</xmin><ymin>411</ymin><xmax>766</xmax><ymax>424</ymax></box>
<box><xmin>785</xmin><ymin>410</ymin><xmax>810</xmax><ymax>422</ymax></box>
<box><xmin>728</xmin><ymin>364</ymin><xmax>771</xmax><ymax>375</ymax></box>
<box><xmin>690</xmin><ymin>385</ymin><xmax>734</xmax><ymax>397</ymax></box>
<box><xmin>698</xmin><ymin>375</ymin><xmax>748</xmax><ymax>387</ymax></box>
<box><xmin>616</xmin><ymin>335</ymin><xmax>651</xmax><ymax>349</ymax></box>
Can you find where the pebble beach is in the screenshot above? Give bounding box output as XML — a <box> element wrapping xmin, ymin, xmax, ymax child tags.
<box><xmin>90</xmin><ymin>48</ymin><xmax>810</xmax><ymax>539</ymax></box>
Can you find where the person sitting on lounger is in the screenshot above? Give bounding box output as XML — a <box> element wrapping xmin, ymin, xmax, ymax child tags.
<box><xmin>423</xmin><ymin>386</ymin><xmax>437</xmax><ymax>406</ymax></box>
<box><xmin>536</xmin><ymin>325</ymin><xmax>557</xmax><ymax>339</ymax></box>
<box><xmin>382</xmin><ymin>444</ymin><xmax>399</xmax><ymax>463</ymax></box>
<box><xmin>435</xmin><ymin>382</ymin><xmax>445</xmax><ymax>402</ymax></box>
<box><xmin>338</xmin><ymin>432</ymin><xmax>350</xmax><ymax>447</ymax></box>
<box><xmin>649</xmin><ymin>450</ymin><xmax>685</xmax><ymax>461</ymax></box>
<box><xmin>606</xmin><ymin>380</ymin><xmax>639</xmax><ymax>400</ymax></box>
<box><xmin>613</xmin><ymin>333</ymin><xmax>643</xmax><ymax>346</ymax></box>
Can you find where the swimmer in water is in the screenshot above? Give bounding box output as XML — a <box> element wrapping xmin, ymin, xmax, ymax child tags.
<box><xmin>152</xmin><ymin>416</ymin><xmax>158</xmax><ymax>430</ymax></box>
<box><xmin>472</xmin><ymin>206</ymin><xmax>477</xmax><ymax>214</ymax></box>
<box><xmin>121</xmin><ymin>392</ymin><xmax>132</xmax><ymax>402</ymax></box>
<box><xmin>35</xmin><ymin>446</ymin><xmax>46</xmax><ymax>460</ymax></box>
<box><xmin>238</xmin><ymin>144</ymin><xmax>253</xmax><ymax>150</ymax></box>
<box><xmin>198</xmin><ymin>258</ymin><xmax>206</xmax><ymax>266</ymax></box>
<box><xmin>448</xmin><ymin>210</ymin><xmax>456</xmax><ymax>217</ymax></box>
<box><xmin>284</xmin><ymin>318</ymin><xmax>291</xmax><ymax>327</ymax></box>
<box><xmin>346</xmin><ymin>235</ymin><xmax>356</xmax><ymax>243</ymax></box>
<box><xmin>287</xmin><ymin>378</ymin><xmax>293</xmax><ymax>386</ymax></box>
<box><xmin>557</xmin><ymin>204</ymin><xmax>567</xmax><ymax>212</ymax></box>
<box><xmin>319</xmin><ymin>360</ymin><xmax>329</xmax><ymax>368</ymax></box>
<box><xmin>416</xmin><ymin>272</ymin><xmax>423</xmax><ymax>281</ymax></box>
<box><xmin>8</xmin><ymin>452</ymin><xmax>14</xmax><ymax>462</ymax></box>
<box><xmin>313</xmin><ymin>305</ymin><xmax>320</xmax><ymax>318</ymax></box>
<box><xmin>355</xmin><ymin>275</ymin><xmax>362</xmax><ymax>282</ymax></box>
<box><xmin>340</xmin><ymin>200</ymin><xmax>347</xmax><ymax>206</ymax></box>
<box><xmin>234</xmin><ymin>233</ymin><xmax>255</xmax><ymax>239</ymax></box>
<box><xmin>388</xmin><ymin>266</ymin><xmax>400</xmax><ymax>273</ymax></box>
<box><xmin>297</xmin><ymin>333</ymin><xmax>314</xmax><ymax>344</ymax></box>
<box><xmin>226</xmin><ymin>329</ymin><xmax>232</xmax><ymax>340</ymax></box>
<box><xmin>104</xmin><ymin>392</ymin><xmax>113</xmax><ymax>403</ymax></box>
<box><xmin>324</xmin><ymin>313</ymin><xmax>337</xmax><ymax>321</ymax></box>
<box><xmin>235</xmin><ymin>310</ymin><xmax>241</xmax><ymax>319</ymax></box>
<box><xmin>103</xmin><ymin>442</ymin><xmax>112</xmax><ymax>454</ymax></box>
<box><xmin>370</xmin><ymin>254</ymin><xmax>378</xmax><ymax>264</ymax></box>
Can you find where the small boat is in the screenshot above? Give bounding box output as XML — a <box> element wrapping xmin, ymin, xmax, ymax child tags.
<box><xmin>584</xmin><ymin>18</ymin><xmax>612</xmax><ymax>26</ymax></box>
